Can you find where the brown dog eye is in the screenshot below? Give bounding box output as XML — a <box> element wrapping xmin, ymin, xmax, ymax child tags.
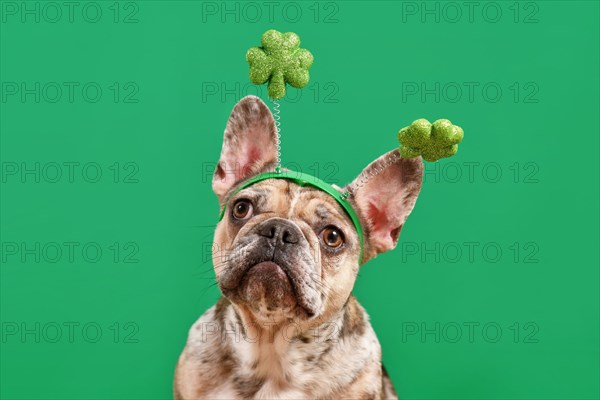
<box><xmin>321</xmin><ymin>226</ymin><xmax>344</xmax><ymax>248</ymax></box>
<box><xmin>232</xmin><ymin>199</ymin><xmax>253</xmax><ymax>220</ymax></box>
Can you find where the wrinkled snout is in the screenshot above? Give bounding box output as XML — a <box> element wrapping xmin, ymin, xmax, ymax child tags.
<box><xmin>218</xmin><ymin>216</ymin><xmax>323</xmax><ymax>319</ymax></box>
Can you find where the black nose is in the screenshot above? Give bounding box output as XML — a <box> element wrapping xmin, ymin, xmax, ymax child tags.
<box><xmin>258</xmin><ymin>218</ymin><xmax>301</xmax><ymax>245</ymax></box>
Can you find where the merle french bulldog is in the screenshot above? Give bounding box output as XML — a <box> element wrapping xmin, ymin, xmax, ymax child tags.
<box><xmin>174</xmin><ymin>96</ymin><xmax>423</xmax><ymax>399</ymax></box>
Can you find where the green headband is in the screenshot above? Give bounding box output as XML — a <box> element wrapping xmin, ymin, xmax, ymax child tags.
<box><xmin>218</xmin><ymin>170</ymin><xmax>364</xmax><ymax>261</ymax></box>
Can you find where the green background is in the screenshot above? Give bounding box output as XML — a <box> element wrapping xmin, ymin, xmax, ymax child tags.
<box><xmin>1</xmin><ymin>1</ymin><xmax>598</xmax><ymax>399</ymax></box>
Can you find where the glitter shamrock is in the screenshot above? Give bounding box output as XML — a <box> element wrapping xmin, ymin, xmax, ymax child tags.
<box><xmin>246</xmin><ymin>29</ymin><xmax>314</xmax><ymax>99</ymax></box>
<box><xmin>398</xmin><ymin>119</ymin><xmax>464</xmax><ymax>162</ymax></box>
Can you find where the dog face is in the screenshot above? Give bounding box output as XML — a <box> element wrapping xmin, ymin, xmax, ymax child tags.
<box><xmin>211</xmin><ymin>96</ymin><xmax>423</xmax><ymax>325</ymax></box>
<box><xmin>214</xmin><ymin>179</ymin><xmax>362</xmax><ymax>323</ymax></box>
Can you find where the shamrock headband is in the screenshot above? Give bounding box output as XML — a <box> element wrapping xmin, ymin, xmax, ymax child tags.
<box><xmin>216</xmin><ymin>29</ymin><xmax>464</xmax><ymax>265</ymax></box>
<box><xmin>218</xmin><ymin>170</ymin><xmax>365</xmax><ymax>261</ymax></box>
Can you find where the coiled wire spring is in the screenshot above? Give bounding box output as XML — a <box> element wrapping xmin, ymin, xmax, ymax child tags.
<box><xmin>272</xmin><ymin>98</ymin><xmax>282</xmax><ymax>173</ymax></box>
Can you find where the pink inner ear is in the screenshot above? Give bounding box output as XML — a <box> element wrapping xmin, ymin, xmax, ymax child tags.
<box><xmin>365</xmin><ymin>196</ymin><xmax>404</xmax><ymax>253</ymax></box>
<box><xmin>367</xmin><ymin>201</ymin><xmax>388</xmax><ymax>229</ymax></box>
<box><xmin>367</xmin><ymin>201</ymin><xmax>395</xmax><ymax>243</ymax></box>
<box><xmin>347</xmin><ymin>151</ymin><xmax>423</xmax><ymax>260</ymax></box>
<box><xmin>233</xmin><ymin>142</ymin><xmax>268</xmax><ymax>181</ymax></box>
<box><xmin>244</xmin><ymin>144</ymin><xmax>262</xmax><ymax>175</ymax></box>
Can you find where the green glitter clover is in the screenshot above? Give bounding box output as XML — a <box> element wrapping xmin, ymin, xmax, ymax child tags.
<box><xmin>398</xmin><ymin>119</ymin><xmax>464</xmax><ymax>162</ymax></box>
<box><xmin>246</xmin><ymin>29</ymin><xmax>314</xmax><ymax>99</ymax></box>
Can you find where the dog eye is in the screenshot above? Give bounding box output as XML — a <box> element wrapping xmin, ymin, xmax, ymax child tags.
<box><xmin>320</xmin><ymin>226</ymin><xmax>344</xmax><ymax>248</ymax></box>
<box><xmin>232</xmin><ymin>199</ymin><xmax>253</xmax><ymax>220</ymax></box>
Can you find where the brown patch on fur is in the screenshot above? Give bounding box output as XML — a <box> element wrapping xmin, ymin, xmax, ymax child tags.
<box><xmin>233</xmin><ymin>375</ymin><xmax>264</xmax><ymax>398</ymax></box>
<box><xmin>341</xmin><ymin>295</ymin><xmax>367</xmax><ymax>338</ymax></box>
<box><xmin>214</xmin><ymin>296</ymin><xmax>231</xmax><ymax>323</ymax></box>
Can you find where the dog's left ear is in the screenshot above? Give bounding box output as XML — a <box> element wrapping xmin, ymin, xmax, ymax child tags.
<box><xmin>212</xmin><ymin>96</ymin><xmax>278</xmax><ymax>202</ymax></box>
<box><xmin>344</xmin><ymin>150</ymin><xmax>424</xmax><ymax>263</ymax></box>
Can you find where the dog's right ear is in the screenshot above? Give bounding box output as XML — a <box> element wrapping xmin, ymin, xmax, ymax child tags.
<box><xmin>212</xmin><ymin>96</ymin><xmax>277</xmax><ymax>202</ymax></box>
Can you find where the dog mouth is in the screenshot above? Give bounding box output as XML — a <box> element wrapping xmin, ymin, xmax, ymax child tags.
<box><xmin>239</xmin><ymin>261</ymin><xmax>297</xmax><ymax>307</ymax></box>
<box><xmin>224</xmin><ymin>261</ymin><xmax>317</xmax><ymax>318</ymax></box>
